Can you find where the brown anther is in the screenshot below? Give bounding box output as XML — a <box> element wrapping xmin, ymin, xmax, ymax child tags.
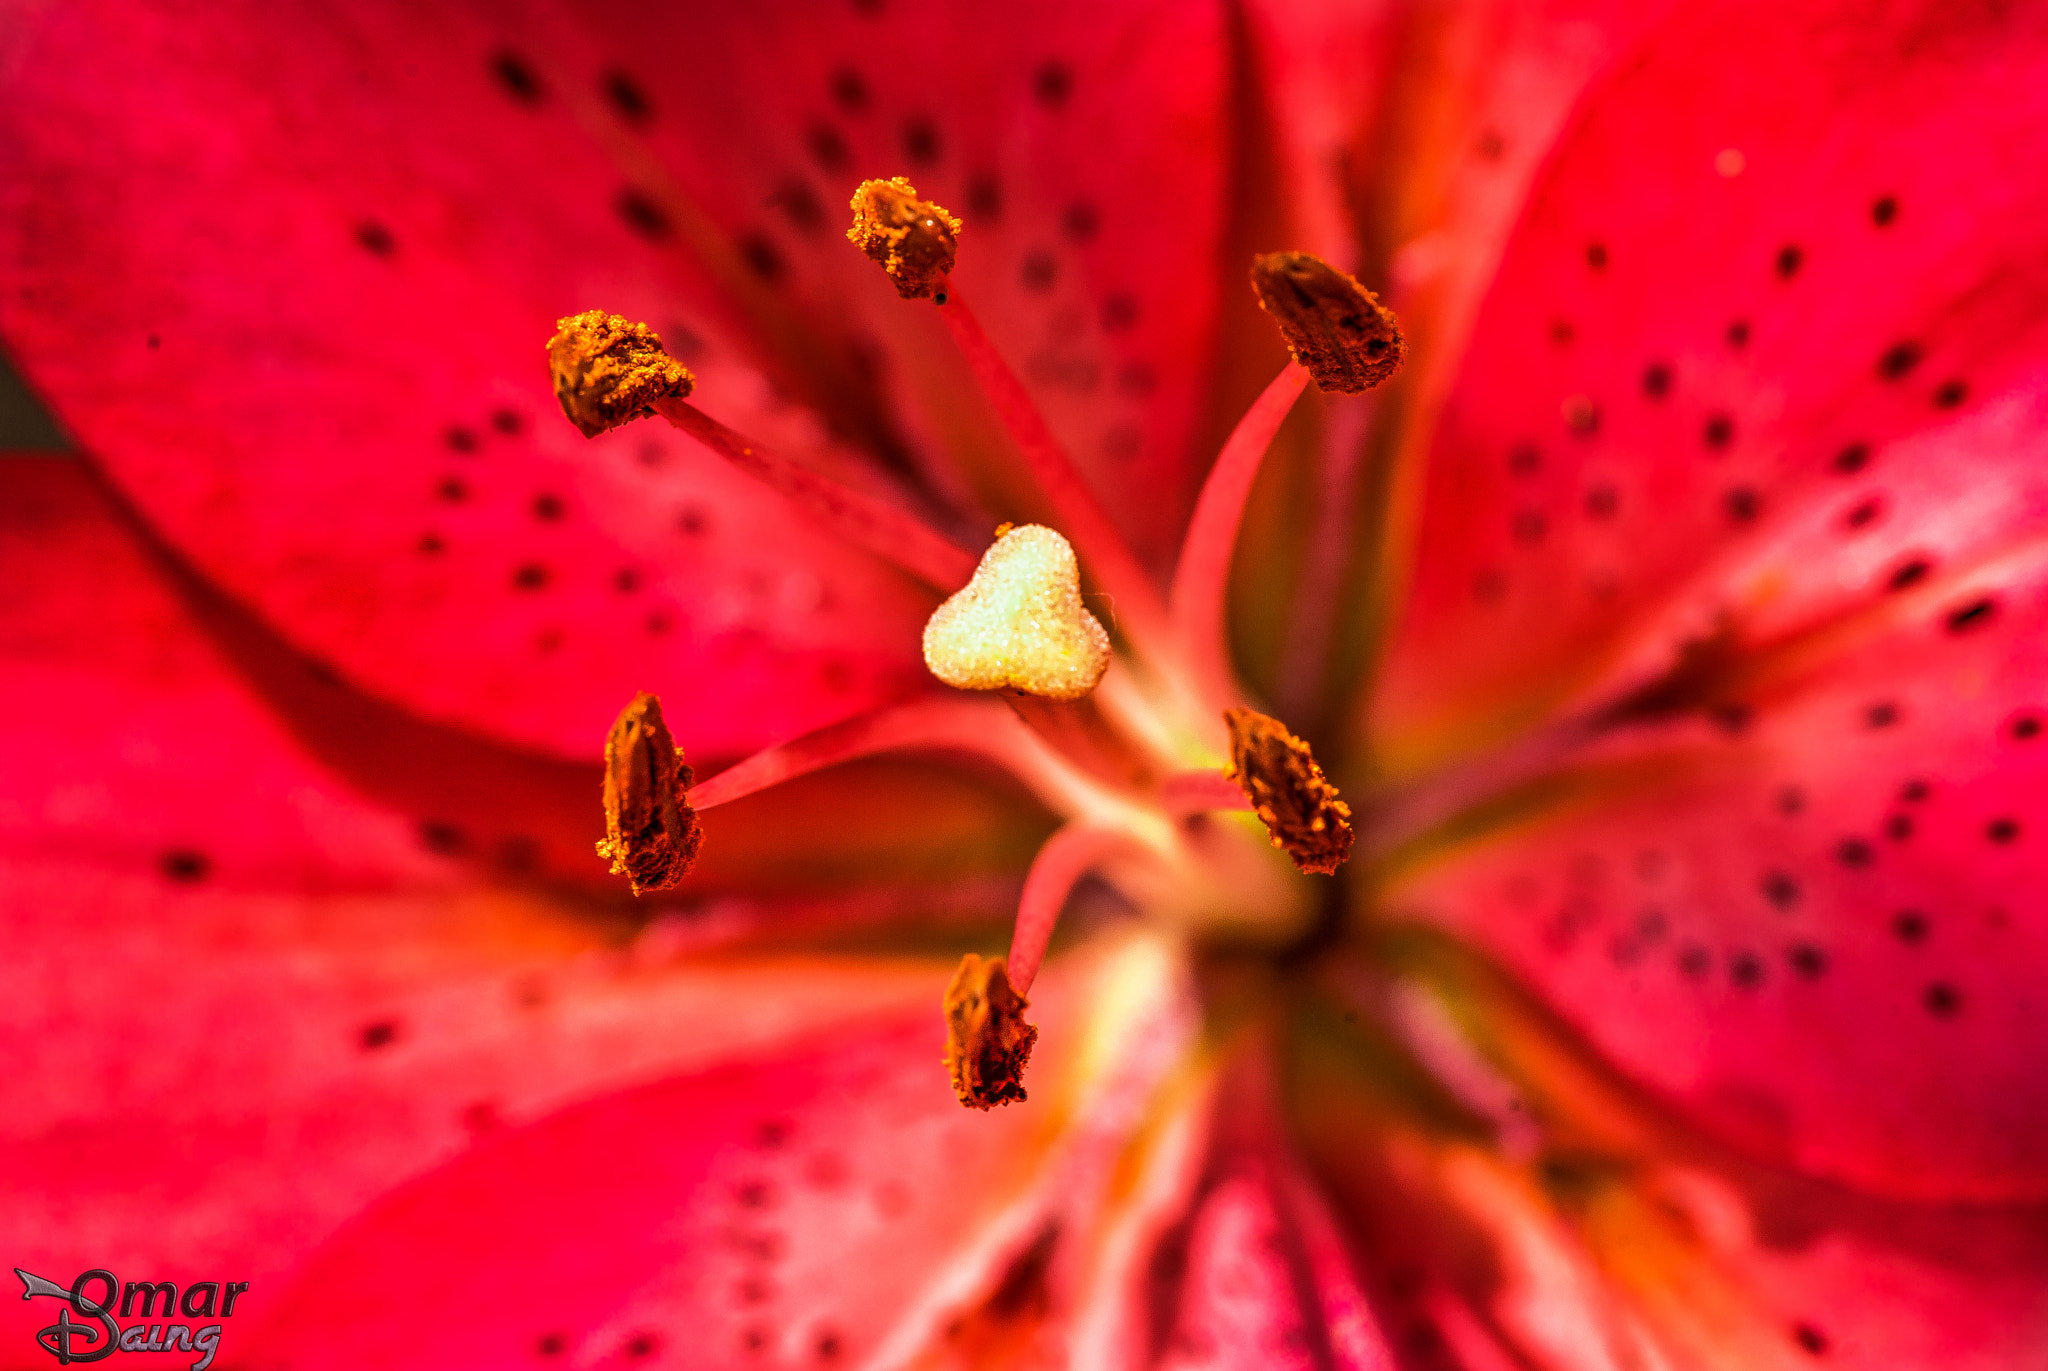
<box><xmin>1223</xmin><ymin>707</ymin><xmax>1355</xmax><ymax>874</ymax></box>
<box><xmin>943</xmin><ymin>953</ymin><xmax>1038</xmax><ymax>1109</ymax></box>
<box><xmin>847</xmin><ymin>177</ymin><xmax>962</xmax><ymax>301</ymax></box>
<box><xmin>595</xmin><ymin>692</ymin><xmax>701</xmax><ymax>894</ymax></box>
<box><xmin>547</xmin><ymin>310</ymin><xmax>694</xmax><ymax>439</ymax></box>
<box><xmin>1249</xmin><ymin>252</ymin><xmax>1404</xmax><ymax>394</ymax></box>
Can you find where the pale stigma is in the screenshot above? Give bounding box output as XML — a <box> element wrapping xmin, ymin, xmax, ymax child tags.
<box><xmin>922</xmin><ymin>524</ymin><xmax>1110</xmax><ymax>701</ymax></box>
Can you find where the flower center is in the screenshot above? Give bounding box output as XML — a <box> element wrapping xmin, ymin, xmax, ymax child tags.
<box><xmin>547</xmin><ymin>176</ymin><xmax>1406</xmax><ymax>1107</ymax></box>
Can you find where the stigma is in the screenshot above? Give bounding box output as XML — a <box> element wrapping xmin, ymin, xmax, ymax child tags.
<box><xmin>922</xmin><ymin>524</ymin><xmax>1111</xmax><ymax>701</ymax></box>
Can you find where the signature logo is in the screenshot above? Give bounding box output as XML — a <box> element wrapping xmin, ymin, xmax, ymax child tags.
<box><xmin>15</xmin><ymin>1269</ymin><xmax>247</xmax><ymax>1370</ymax></box>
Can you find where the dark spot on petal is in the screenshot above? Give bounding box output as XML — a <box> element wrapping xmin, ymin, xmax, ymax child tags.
<box><xmin>1789</xmin><ymin>944</ymin><xmax>1827</xmax><ymax>979</ymax></box>
<box><xmin>772</xmin><ymin>179</ymin><xmax>827</xmax><ymax>234</ymax></box>
<box><xmin>1642</xmin><ymin>362</ymin><xmax>1673</xmax><ymax>399</ymax></box>
<box><xmin>1585</xmin><ymin>241</ymin><xmax>1608</xmax><ymax>270</ymax></box>
<box><xmin>829</xmin><ymin>66</ymin><xmax>869</xmax><ymax>112</ymax></box>
<box><xmin>754</xmin><ymin>1118</ymin><xmax>793</xmax><ymax>1150</ymax></box>
<box><xmin>1472</xmin><ymin>568</ymin><xmax>1507</xmax><ymax>603</ymax></box>
<box><xmin>614</xmin><ymin>567</ymin><xmax>643</xmax><ymax>594</ymax></box>
<box><xmin>492</xmin><ymin>408</ymin><xmax>524</xmax><ymax>436</ymax></box>
<box><xmin>359</xmin><ymin>1018</ymin><xmax>401</xmax><ymax>1050</ymax></box>
<box><xmin>417</xmin><ymin>819</ymin><xmax>467</xmax><ymax>855</ymax></box>
<box><xmin>513</xmin><ymin>562</ymin><xmax>552</xmax><ymax>591</ymax></box>
<box><xmin>735</xmin><ymin>1178</ymin><xmax>776</xmax><ymax>1209</ymax></box>
<box><xmin>1723</xmin><ymin>486</ymin><xmax>1760</xmax><ymax>522</ymax></box>
<box><xmin>1864</xmin><ymin>700</ymin><xmax>1900</xmax><ymax>729</ymax></box>
<box><xmin>1063</xmin><ymin>202</ymin><xmax>1099</xmax><ymax>243</ymax></box>
<box><xmin>463</xmin><ymin>1099</ymin><xmax>502</xmax><ymax>1133</ymax></box>
<box><xmin>2009</xmin><ymin>711</ymin><xmax>2042</xmax><ymax>741</ymax></box>
<box><xmin>1843</xmin><ymin>496</ymin><xmax>1884</xmax><ymax>531</ymax></box>
<box><xmin>1511</xmin><ymin>509</ymin><xmax>1547</xmax><ymax>544</ymax></box>
<box><xmin>1987</xmin><ymin>816</ymin><xmax>2020</xmax><ymax>844</ymax></box>
<box><xmin>1549</xmin><ymin>319</ymin><xmax>1576</xmax><ymax>347</ymax></box>
<box><xmin>815</xmin><ymin>1329</ymin><xmax>842</xmax><ymax>1362</ymax></box>
<box><xmin>444</xmin><ymin>425</ymin><xmax>478</xmax><ymax>453</ymax></box>
<box><xmin>1711</xmin><ymin>702</ymin><xmax>1754</xmax><ymax>733</ymax></box>
<box><xmin>1885</xmin><ymin>812</ymin><xmax>1914</xmax><ymax>841</ymax></box>
<box><xmin>1475</xmin><ymin>129</ymin><xmax>1505</xmax><ymax>160</ymax></box>
<box><xmin>159</xmin><ymin>849</ymin><xmax>212</xmax><ymax>884</ymax></box>
<box><xmin>966</xmin><ymin>173</ymin><xmax>1002</xmax><ymax>221</ymax></box>
<box><xmin>1116</xmin><ymin>360</ymin><xmax>1157</xmax><ymax>396</ymax></box>
<box><xmin>1563</xmin><ymin>395</ymin><xmax>1600</xmax><ymax>434</ymax></box>
<box><xmin>1793</xmin><ymin>1322</ymin><xmax>1829</xmax><ymax>1356</ymax></box>
<box><xmin>1703</xmin><ymin>413</ymin><xmax>1735</xmax><ymax>449</ymax></box>
<box><xmin>1585</xmin><ymin>485</ymin><xmax>1618</xmax><ymax>519</ymax></box>
<box><xmin>1508</xmin><ymin>443</ymin><xmax>1541</xmax><ymax>475</ymax></box>
<box><xmin>603</xmin><ymin>69</ymin><xmax>651</xmax><ymax>124</ymax></box>
<box><xmin>1775</xmin><ymin>244</ymin><xmax>1804</xmax><ymax>280</ymax></box>
<box><xmin>1923</xmin><ymin>982</ymin><xmax>1961</xmax><ymax>1016</ymax></box>
<box><xmin>1832</xmin><ymin>442</ymin><xmax>1871</xmax><ymax>474</ymax></box>
<box><xmin>437</xmin><ymin>476</ymin><xmax>467</xmax><ymax>502</ymax></box>
<box><xmin>901</xmin><ymin>116</ymin><xmax>940</xmax><ymax>165</ymax></box>
<box><xmin>1777</xmin><ymin>786</ymin><xmax>1806</xmax><ymax>816</ymax></box>
<box><xmin>740</xmin><ymin>1325</ymin><xmax>769</xmax><ymax>1354</ymax></box>
<box><xmin>1887</xmin><ymin>557</ymin><xmax>1932</xmax><ymax>592</ymax></box>
<box><xmin>1100</xmin><ymin>293</ymin><xmax>1139</xmax><ymax>332</ymax></box>
<box><xmin>1033</xmin><ymin>61</ymin><xmax>1072</xmax><ymax>107</ymax></box>
<box><xmin>495</xmin><ymin>835</ymin><xmax>539</xmax><ymax>873</ymax></box>
<box><xmin>418</xmin><ymin>532</ymin><xmax>445</xmax><ymax>555</ymax></box>
<box><xmin>490</xmin><ymin>50</ymin><xmax>545</xmax><ymax>106</ymax></box>
<box><xmin>739</xmin><ymin>231</ymin><xmax>786</xmax><ymax>284</ymax></box>
<box><xmin>533</xmin><ymin>493</ymin><xmax>565</xmax><ymax>522</ymax></box>
<box><xmin>536</xmin><ymin>1333</ymin><xmax>566</xmax><ymax>1357</ymax></box>
<box><xmin>1021</xmin><ymin>250</ymin><xmax>1057</xmax><ymax>292</ymax></box>
<box><xmin>1945</xmin><ymin>596</ymin><xmax>1997</xmax><ymax>633</ymax></box>
<box><xmin>1836</xmin><ymin>837</ymin><xmax>1873</xmax><ymax>868</ymax></box>
<box><xmin>616</xmin><ymin>188</ymin><xmax>672</xmax><ymax>241</ymax></box>
<box><xmin>1729</xmin><ymin>951</ymin><xmax>1764</xmax><ymax>989</ymax></box>
<box><xmin>1899</xmin><ymin>778</ymin><xmax>1930</xmax><ymax>803</ymax></box>
<box><xmin>1933</xmin><ymin>379</ymin><xmax>1967</xmax><ymax>409</ymax></box>
<box><xmin>146</xmin><ymin>333</ymin><xmax>159</xmax><ymax>349</ymax></box>
<box><xmin>645</xmin><ymin>610</ymin><xmax>671</xmax><ymax>635</ymax></box>
<box><xmin>625</xmin><ymin>1332</ymin><xmax>658</xmax><ymax>1358</ymax></box>
<box><xmin>1893</xmin><ymin>910</ymin><xmax>1930</xmax><ymax>943</ymax></box>
<box><xmin>1872</xmin><ymin>195</ymin><xmax>1898</xmax><ymax>226</ymax></box>
<box><xmin>1877</xmin><ymin>340</ymin><xmax>1922</xmax><ymax>380</ymax></box>
<box><xmin>1761</xmin><ymin>870</ymin><xmax>1800</xmax><ymax>909</ymax></box>
<box><xmin>354</xmin><ymin>221</ymin><xmax>396</xmax><ymax>257</ymax></box>
<box><xmin>805</xmin><ymin>123</ymin><xmax>851</xmax><ymax>172</ymax></box>
<box><xmin>1725</xmin><ymin>319</ymin><xmax>1751</xmax><ymax>349</ymax></box>
<box><xmin>1679</xmin><ymin>945</ymin><xmax>1713</xmax><ymax>981</ymax></box>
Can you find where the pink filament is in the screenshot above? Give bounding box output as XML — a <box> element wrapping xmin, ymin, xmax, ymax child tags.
<box><xmin>1169</xmin><ymin>363</ymin><xmax>1311</xmax><ymax>706</ymax></box>
<box><xmin>655</xmin><ymin>398</ymin><xmax>976</xmax><ymax>591</ymax></box>
<box><xmin>688</xmin><ymin>696</ymin><xmax>1107</xmax><ymax>819</ymax></box>
<box><xmin>1157</xmin><ymin>769</ymin><xmax>1251</xmax><ymax>816</ymax></box>
<box><xmin>1007</xmin><ymin>821</ymin><xmax>1136</xmax><ymax>995</ymax></box>
<box><xmin>935</xmin><ymin>286</ymin><xmax>1170</xmax><ymax>646</ymax></box>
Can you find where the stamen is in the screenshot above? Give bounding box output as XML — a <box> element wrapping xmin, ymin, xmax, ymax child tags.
<box><xmin>548</xmin><ymin>310</ymin><xmax>694</xmax><ymax>438</ymax></box>
<box><xmin>846</xmin><ymin>177</ymin><xmax>962</xmax><ymax>302</ymax></box>
<box><xmin>596</xmin><ymin>692</ymin><xmax>702</xmax><ymax>893</ymax></box>
<box><xmin>654</xmin><ymin>399</ymin><xmax>975</xmax><ymax>591</ymax></box>
<box><xmin>1224</xmin><ymin>706</ymin><xmax>1354</xmax><ymax>875</ymax></box>
<box><xmin>1248</xmin><ymin>253</ymin><xmax>1404</xmax><ymax>395</ymax></box>
<box><xmin>687</xmin><ymin>696</ymin><xmax>1132</xmax><ymax>827</ymax></box>
<box><xmin>943</xmin><ymin>952</ymin><xmax>1038</xmax><ymax>1109</ymax></box>
<box><xmin>1006</xmin><ymin>822</ymin><xmax>1137</xmax><ymax>995</ymax></box>
<box><xmin>923</xmin><ymin>524</ymin><xmax>1111</xmax><ymax>701</ymax></box>
<box><xmin>544</xmin><ymin>309</ymin><xmax>975</xmax><ymax>591</ymax></box>
<box><xmin>932</xmin><ymin>290</ymin><xmax>1171</xmax><ymax>649</ymax></box>
<box><xmin>1169</xmin><ymin>362</ymin><xmax>1312</xmax><ymax>706</ymax></box>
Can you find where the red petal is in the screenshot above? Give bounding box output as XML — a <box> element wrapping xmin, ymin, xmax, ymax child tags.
<box><xmin>1391</xmin><ymin>518</ymin><xmax>2048</xmax><ymax>1198</ymax></box>
<box><xmin>0</xmin><ymin>0</ymin><xmax>941</xmax><ymax>760</ymax></box>
<box><xmin>1372</xmin><ymin>1</ymin><xmax>2048</xmax><ymax>771</ymax></box>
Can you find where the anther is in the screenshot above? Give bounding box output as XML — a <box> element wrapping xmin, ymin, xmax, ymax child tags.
<box><xmin>547</xmin><ymin>310</ymin><xmax>694</xmax><ymax>438</ymax></box>
<box><xmin>943</xmin><ymin>953</ymin><xmax>1038</xmax><ymax>1109</ymax></box>
<box><xmin>1223</xmin><ymin>707</ymin><xmax>1354</xmax><ymax>874</ymax></box>
<box><xmin>923</xmin><ymin>524</ymin><xmax>1111</xmax><ymax>700</ymax></box>
<box><xmin>1248</xmin><ymin>252</ymin><xmax>1404</xmax><ymax>394</ymax></box>
<box><xmin>595</xmin><ymin>692</ymin><xmax>702</xmax><ymax>894</ymax></box>
<box><xmin>846</xmin><ymin>176</ymin><xmax>962</xmax><ymax>301</ymax></box>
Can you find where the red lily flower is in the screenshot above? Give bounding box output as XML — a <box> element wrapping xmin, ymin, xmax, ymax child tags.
<box><xmin>4</xmin><ymin>0</ymin><xmax>2047</xmax><ymax>1367</ymax></box>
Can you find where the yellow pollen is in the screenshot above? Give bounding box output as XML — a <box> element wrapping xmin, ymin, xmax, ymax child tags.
<box><xmin>1248</xmin><ymin>252</ymin><xmax>1404</xmax><ymax>394</ymax></box>
<box><xmin>922</xmin><ymin>524</ymin><xmax>1111</xmax><ymax>701</ymax></box>
<box><xmin>547</xmin><ymin>310</ymin><xmax>693</xmax><ymax>439</ymax></box>
<box><xmin>943</xmin><ymin>953</ymin><xmax>1038</xmax><ymax>1109</ymax></box>
<box><xmin>595</xmin><ymin>692</ymin><xmax>701</xmax><ymax>894</ymax></box>
<box><xmin>846</xmin><ymin>176</ymin><xmax>962</xmax><ymax>301</ymax></box>
<box><xmin>1224</xmin><ymin>706</ymin><xmax>1355</xmax><ymax>875</ymax></box>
